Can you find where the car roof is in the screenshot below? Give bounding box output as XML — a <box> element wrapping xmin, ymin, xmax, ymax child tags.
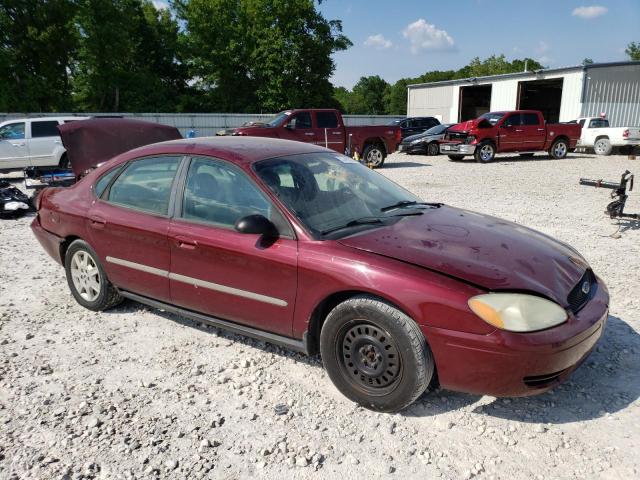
<box><xmin>0</xmin><ymin>116</ymin><xmax>88</xmax><ymax>124</ymax></box>
<box><xmin>125</xmin><ymin>136</ymin><xmax>332</xmax><ymax>166</ymax></box>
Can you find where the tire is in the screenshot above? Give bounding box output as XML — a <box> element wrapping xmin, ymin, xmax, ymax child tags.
<box><xmin>362</xmin><ymin>144</ymin><xmax>386</xmax><ymax>168</ymax></box>
<box><xmin>548</xmin><ymin>138</ymin><xmax>569</xmax><ymax>159</ymax></box>
<box><xmin>447</xmin><ymin>155</ymin><xmax>464</xmax><ymax>161</ymax></box>
<box><xmin>519</xmin><ymin>153</ymin><xmax>535</xmax><ymax>158</ymax></box>
<box><xmin>474</xmin><ymin>141</ymin><xmax>496</xmax><ymax>163</ymax></box>
<box><xmin>64</xmin><ymin>239</ymin><xmax>123</xmax><ymax>311</ymax></box>
<box><xmin>320</xmin><ymin>295</ymin><xmax>434</xmax><ymax>412</ymax></box>
<box><xmin>427</xmin><ymin>142</ymin><xmax>439</xmax><ymax>156</ymax></box>
<box><xmin>594</xmin><ymin>138</ymin><xmax>612</xmax><ymax>156</ymax></box>
<box><xmin>58</xmin><ymin>153</ymin><xmax>70</xmax><ymax>169</ymax></box>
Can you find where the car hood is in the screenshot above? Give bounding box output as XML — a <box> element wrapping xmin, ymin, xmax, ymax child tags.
<box><xmin>338</xmin><ymin>205</ymin><xmax>588</xmax><ymax>306</ymax></box>
<box><xmin>402</xmin><ymin>132</ymin><xmax>439</xmax><ymax>143</ymax></box>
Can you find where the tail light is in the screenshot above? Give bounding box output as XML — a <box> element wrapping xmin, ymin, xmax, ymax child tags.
<box><xmin>623</xmin><ymin>129</ymin><xmax>629</xmax><ymax>138</ymax></box>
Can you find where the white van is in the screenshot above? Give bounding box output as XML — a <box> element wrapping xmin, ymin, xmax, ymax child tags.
<box><xmin>0</xmin><ymin>116</ymin><xmax>89</xmax><ymax>172</ymax></box>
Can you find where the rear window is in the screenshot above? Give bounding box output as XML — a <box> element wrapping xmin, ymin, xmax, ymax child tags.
<box><xmin>522</xmin><ymin>113</ymin><xmax>540</xmax><ymax>126</ymax></box>
<box><xmin>588</xmin><ymin>118</ymin><xmax>610</xmax><ymax>128</ymax></box>
<box><xmin>31</xmin><ymin>120</ymin><xmax>60</xmax><ymax>138</ymax></box>
<box><xmin>316</xmin><ymin>112</ymin><xmax>338</xmax><ymax>128</ymax></box>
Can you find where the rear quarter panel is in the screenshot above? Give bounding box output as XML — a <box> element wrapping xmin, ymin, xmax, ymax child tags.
<box><xmin>346</xmin><ymin>125</ymin><xmax>400</xmax><ymax>154</ymax></box>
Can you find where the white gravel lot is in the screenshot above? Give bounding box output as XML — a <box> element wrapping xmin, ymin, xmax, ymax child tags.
<box><xmin>0</xmin><ymin>151</ymin><xmax>639</xmax><ymax>480</ymax></box>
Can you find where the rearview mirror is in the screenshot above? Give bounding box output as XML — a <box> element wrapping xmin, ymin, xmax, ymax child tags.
<box><xmin>234</xmin><ymin>214</ymin><xmax>276</xmax><ymax>236</ymax></box>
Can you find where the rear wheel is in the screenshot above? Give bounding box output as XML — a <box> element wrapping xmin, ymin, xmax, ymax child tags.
<box><xmin>320</xmin><ymin>295</ymin><xmax>434</xmax><ymax>412</ymax></box>
<box><xmin>549</xmin><ymin>138</ymin><xmax>569</xmax><ymax>159</ymax></box>
<box><xmin>362</xmin><ymin>144</ymin><xmax>386</xmax><ymax>168</ymax></box>
<box><xmin>64</xmin><ymin>240</ymin><xmax>123</xmax><ymax>311</ymax></box>
<box><xmin>474</xmin><ymin>141</ymin><xmax>496</xmax><ymax>163</ymax></box>
<box><xmin>594</xmin><ymin>138</ymin><xmax>612</xmax><ymax>156</ymax></box>
<box><xmin>447</xmin><ymin>155</ymin><xmax>464</xmax><ymax>161</ymax></box>
<box><xmin>427</xmin><ymin>142</ymin><xmax>439</xmax><ymax>156</ymax></box>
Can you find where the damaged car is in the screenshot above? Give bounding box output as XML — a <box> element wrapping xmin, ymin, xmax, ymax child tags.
<box><xmin>31</xmin><ymin>122</ymin><xmax>608</xmax><ymax>412</ymax></box>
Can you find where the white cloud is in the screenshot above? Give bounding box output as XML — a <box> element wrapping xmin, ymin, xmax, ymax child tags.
<box><xmin>402</xmin><ymin>19</ymin><xmax>456</xmax><ymax>54</ymax></box>
<box><xmin>535</xmin><ymin>41</ymin><xmax>552</xmax><ymax>65</ymax></box>
<box><xmin>363</xmin><ymin>34</ymin><xmax>393</xmax><ymax>50</ymax></box>
<box><xmin>572</xmin><ymin>5</ymin><xmax>608</xmax><ymax>19</ymax></box>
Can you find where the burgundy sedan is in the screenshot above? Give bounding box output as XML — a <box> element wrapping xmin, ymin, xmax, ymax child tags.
<box><xmin>32</xmin><ymin>135</ymin><xmax>608</xmax><ymax>412</ymax></box>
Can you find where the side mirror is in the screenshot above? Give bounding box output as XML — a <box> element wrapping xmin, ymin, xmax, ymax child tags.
<box><xmin>234</xmin><ymin>214</ymin><xmax>276</xmax><ymax>236</ymax></box>
<box><xmin>285</xmin><ymin>123</ymin><xmax>294</xmax><ymax>130</ymax></box>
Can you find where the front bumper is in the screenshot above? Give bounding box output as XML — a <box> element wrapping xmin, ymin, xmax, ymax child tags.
<box><xmin>439</xmin><ymin>142</ymin><xmax>476</xmax><ymax>155</ymax></box>
<box><xmin>423</xmin><ymin>277</ymin><xmax>609</xmax><ymax>397</ymax></box>
<box><xmin>398</xmin><ymin>143</ymin><xmax>427</xmax><ymax>154</ymax></box>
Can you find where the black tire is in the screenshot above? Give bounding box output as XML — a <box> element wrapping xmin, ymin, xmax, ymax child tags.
<box><xmin>447</xmin><ymin>154</ymin><xmax>464</xmax><ymax>161</ymax></box>
<box><xmin>427</xmin><ymin>142</ymin><xmax>439</xmax><ymax>156</ymax></box>
<box><xmin>519</xmin><ymin>153</ymin><xmax>535</xmax><ymax>158</ymax></box>
<box><xmin>64</xmin><ymin>239</ymin><xmax>123</xmax><ymax>311</ymax></box>
<box><xmin>548</xmin><ymin>138</ymin><xmax>569</xmax><ymax>159</ymax></box>
<box><xmin>474</xmin><ymin>141</ymin><xmax>496</xmax><ymax>163</ymax></box>
<box><xmin>320</xmin><ymin>295</ymin><xmax>434</xmax><ymax>412</ymax></box>
<box><xmin>362</xmin><ymin>144</ymin><xmax>386</xmax><ymax>168</ymax></box>
<box><xmin>58</xmin><ymin>153</ymin><xmax>70</xmax><ymax>169</ymax></box>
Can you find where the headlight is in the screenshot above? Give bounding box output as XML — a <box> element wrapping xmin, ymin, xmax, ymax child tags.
<box><xmin>411</xmin><ymin>138</ymin><xmax>426</xmax><ymax>145</ymax></box>
<box><xmin>468</xmin><ymin>293</ymin><xmax>567</xmax><ymax>332</ymax></box>
<box><xmin>464</xmin><ymin>135</ymin><xmax>476</xmax><ymax>144</ymax></box>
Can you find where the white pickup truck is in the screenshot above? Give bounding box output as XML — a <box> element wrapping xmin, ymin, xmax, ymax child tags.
<box><xmin>0</xmin><ymin>116</ymin><xmax>88</xmax><ymax>173</ymax></box>
<box><xmin>575</xmin><ymin>116</ymin><xmax>640</xmax><ymax>155</ymax></box>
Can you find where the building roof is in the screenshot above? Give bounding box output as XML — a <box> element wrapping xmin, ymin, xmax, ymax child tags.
<box><xmin>407</xmin><ymin>61</ymin><xmax>640</xmax><ymax>90</ymax></box>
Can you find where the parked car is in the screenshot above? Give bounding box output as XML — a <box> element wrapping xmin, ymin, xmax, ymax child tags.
<box><xmin>0</xmin><ymin>116</ymin><xmax>88</xmax><ymax>173</ymax></box>
<box><xmin>389</xmin><ymin>116</ymin><xmax>441</xmax><ymax>139</ymax></box>
<box><xmin>574</xmin><ymin>116</ymin><xmax>640</xmax><ymax>155</ymax></box>
<box><xmin>32</xmin><ymin>124</ymin><xmax>608</xmax><ymax>412</ymax></box>
<box><xmin>439</xmin><ymin>110</ymin><xmax>582</xmax><ymax>162</ymax></box>
<box><xmin>224</xmin><ymin>109</ymin><xmax>401</xmax><ymax>168</ymax></box>
<box><xmin>398</xmin><ymin>123</ymin><xmax>455</xmax><ymax>155</ymax></box>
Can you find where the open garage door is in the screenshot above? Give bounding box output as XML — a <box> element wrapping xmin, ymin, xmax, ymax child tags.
<box><xmin>517</xmin><ymin>78</ymin><xmax>563</xmax><ymax>123</ymax></box>
<box><xmin>458</xmin><ymin>85</ymin><xmax>492</xmax><ymax>121</ymax></box>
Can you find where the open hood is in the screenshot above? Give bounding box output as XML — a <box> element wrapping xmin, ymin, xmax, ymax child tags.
<box><xmin>58</xmin><ymin>118</ymin><xmax>182</xmax><ymax>176</ymax></box>
<box><xmin>338</xmin><ymin>205</ymin><xmax>589</xmax><ymax>307</ymax></box>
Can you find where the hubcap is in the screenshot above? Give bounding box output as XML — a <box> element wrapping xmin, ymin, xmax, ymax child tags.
<box><xmin>340</xmin><ymin>323</ymin><xmax>401</xmax><ymax>393</ymax></box>
<box><xmin>366</xmin><ymin>149</ymin><xmax>383</xmax><ymax>166</ymax></box>
<box><xmin>70</xmin><ymin>250</ymin><xmax>101</xmax><ymax>302</ymax></box>
<box><xmin>554</xmin><ymin>142</ymin><xmax>567</xmax><ymax>157</ymax></box>
<box><xmin>480</xmin><ymin>144</ymin><xmax>494</xmax><ymax>161</ymax></box>
<box><xmin>428</xmin><ymin>143</ymin><xmax>438</xmax><ymax>155</ymax></box>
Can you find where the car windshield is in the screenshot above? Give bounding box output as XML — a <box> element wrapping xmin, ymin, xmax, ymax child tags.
<box><xmin>265</xmin><ymin>111</ymin><xmax>291</xmax><ymax>127</ymax></box>
<box><xmin>388</xmin><ymin>119</ymin><xmax>403</xmax><ymax>125</ymax></box>
<box><xmin>479</xmin><ymin>112</ymin><xmax>506</xmax><ymax>125</ymax></box>
<box><xmin>425</xmin><ymin>124</ymin><xmax>450</xmax><ymax>135</ymax></box>
<box><xmin>254</xmin><ymin>153</ymin><xmax>423</xmax><ymax>238</ymax></box>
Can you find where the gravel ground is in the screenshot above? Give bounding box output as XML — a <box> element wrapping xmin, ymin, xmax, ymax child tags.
<box><xmin>0</xmin><ymin>151</ymin><xmax>639</xmax><ymax>480</ymax></box>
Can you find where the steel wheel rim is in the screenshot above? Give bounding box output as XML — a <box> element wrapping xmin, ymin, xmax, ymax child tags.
<box><xmin>554</xmin><ymin>142</ymin><xmax>567</xmax><ymax>157</ymax></box>
<box><xmin>338</xmin><ymin>322</ymin><xmax>402</xmax><ymax>395</ymax></box>
<box><xmin>480</xmin><ymin>144</ymin><xmax>494</xmax><ymax>161</ymax></box>
<box><xmin>70</xmin><ymin>250</ymin><xmax>101</xmax><ymax>302</ymax></box>
<box><xmin>367</xmin><ymin>149</ymin><xmax>383</xmax><ymax>166</ymax></box>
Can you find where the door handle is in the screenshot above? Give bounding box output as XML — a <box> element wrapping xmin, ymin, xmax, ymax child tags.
<box><xmin>515</xmin><ymin>129</ymin><xmax>523</xmax><ymax>132</ymax></box>
<box><xmin>11</xmin><ymin>142</ymin><xmax>25</xmax><ymax>147</ymax></box>
<box><xmin>304</xmin><ymin>132</ymin><xmax>315</xmax><ymax>136</ymax></box>
<box><xmin>89</xmin><ymin>216</ymin><xmax>106</xmax><ymax>229</ymax></box>
<box><xmin>174</xmin><ymin>236</ymin><xmax>197</xmax><ymax>249</ymax></box>
<box><xmin>537</xmin><ymin>128</ymin><xmax>545</xmax><ymax>131</ymax></box>
<box><xmin>332</xmin><ymin>131</ymin><xmax>342</xmax><ymax>135</ymax></box>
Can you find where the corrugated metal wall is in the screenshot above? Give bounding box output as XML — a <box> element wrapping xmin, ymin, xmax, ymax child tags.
<box><xmin>407</xmin><ymin>85</ymin><xmax>453</xmax><ymax>121</ymax></box>
<box><xmin>581</xmin><ymin>64</ymin><xmax>640</xmax><ymax>126</ymax></box>
<box><xmin>0</xmin><ymin>113</ymin><xmax>403</xmax><ymax>137</ymax></box>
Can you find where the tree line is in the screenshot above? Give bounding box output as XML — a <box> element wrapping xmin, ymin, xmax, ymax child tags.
<box><xmin>1</xmin><ymin>1</ymin><xmax>639</xmax><ymax>115</ymax></box>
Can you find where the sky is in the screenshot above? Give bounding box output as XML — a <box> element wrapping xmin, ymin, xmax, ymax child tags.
<box><xmin>317</xmin><ymin>0</ymin><xmax>640</xmax><ymax>88</ymax></box>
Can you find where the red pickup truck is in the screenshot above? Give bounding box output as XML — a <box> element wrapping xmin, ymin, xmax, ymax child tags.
<box><xmin>439</xmin><ymin>110</ymin><xmax>582</xmax><ymax>163</ymax></box>
<box><xmin>227</xmin><ymin>109</ymin><xmax>401</xmax><ymax>168</ymax></box>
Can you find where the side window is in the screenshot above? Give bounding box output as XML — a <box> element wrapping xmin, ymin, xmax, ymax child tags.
<box><xmin>316</xmin><ymin>112</ymin><xmax>338</xmax><ymax>128</ymax></box>
<box><xmin>522</xmin><ymin>113</ymin><xmax>540</xmax><ymax>126</ymax></box>
<box><xmin>95</xmin><ymin>166</ymin><xmax>123</xmax><ymax>198</ymax></box>
<box><xmin>182</xmin><ymin>157</ymin><xmax>292</xmax><ymax>236</ymax></box>
<box><xmin>107</xmin><ymin>156</ymin><xmax>180</xmax><ymax>215</ymax></box>
<box><xmin>503</xmin><ymin>114</ymin><xmax>522</xmax><ymax>127</ymax></box>
<box><xmin>31</xmin><ymin>120</ymin><xmax>60</xmax><ymax>138</ymax></box>
<box><xmin>588</xmin><ymin>118</ymin><xmax>609</xmax><ymax>128</ymax></box>
<box><xmin>289</xmin><ymin>112</ymin><xmax>312</xmax><ymax>129</ymax></box>
<box><xmin>0</xmin><ymin>122</ymin><xmax>25</xmax><ymax>140</ymax></box>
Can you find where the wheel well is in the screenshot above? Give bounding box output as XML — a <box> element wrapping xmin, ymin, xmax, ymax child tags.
<box><xmin>594</xmin><ymin>135</ymin><xmax>610</xmax><ymax>142</ymax></box>
<box><xmin>363</xmin><ymin>138</ymin><xmax>387</xmax><ymax>155</ymax></box>
<box><xmin>60</xmin><ymin>235</ymin><xmax>81</xmax><ymax>263</ymax></box>
<box><xmin>553</xmin><ymin>135</ymin><xmax>569</xmax><ymax>145</ymax></box>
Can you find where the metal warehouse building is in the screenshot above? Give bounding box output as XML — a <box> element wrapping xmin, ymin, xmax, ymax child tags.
<box><xmin>407</xmin><ymin>61</ymin><xmax>640</xmax><ymax>127</ymax></box>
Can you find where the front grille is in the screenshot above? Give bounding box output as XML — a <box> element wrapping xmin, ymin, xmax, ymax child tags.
<box><xmin>524</xmin><ymin>368</ymin><xmax>569</xmax><ymax>388</ymax></box>
<box><xmin>446</xmin><ymin>131</ymin><xmax>468</xmax><ymax>142</ymax></box>
<box><xmin>567</xmin><ymin>269</ymin><xmax>597</xmax><ymax>313</ymax></box>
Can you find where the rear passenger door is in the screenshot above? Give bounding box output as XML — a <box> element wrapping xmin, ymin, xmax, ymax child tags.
<box><xmin>28</xmin><ymin>120</ymin><xmax>63</xmax><ymax>167</ymax></box>
<box><xmin>314</xmin><ymin>111</ymin><xmax>345</xmax><ymax>153</ymax></box>
<box><xmin>87</xmin><ymin>155</ymin><xmax>183</xmax><ymax>303</ymax></box>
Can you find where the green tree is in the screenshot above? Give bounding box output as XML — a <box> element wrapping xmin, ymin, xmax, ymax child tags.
<box><xmin>0</xmin><ymin>0</ymin><xmax>78</xmax><ymax>112</ymax></box>
<box><xmin>175</xmin><ymin>0</ymin><xmax>351</xmax><ymax>112</ymax></box>
<box><xmin>349</xmin><ymin>76</ymin><xmax>389</xmax><ymax>114</ymax></box>
<box><xmin>625</xmin><ymin>42</ymin><xmax>640</xmax><ymax>61</ymax></box>
<box><xmin>582</xmin><ymin>58</ymin><xmax>594</xmax><ymax>65</ymax></box>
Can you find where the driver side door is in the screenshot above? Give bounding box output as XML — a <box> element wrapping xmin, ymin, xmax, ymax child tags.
<box><xmin>497</xmin><ymin>113</ymin><xmax>525</xmax><ymax>152</ymax></box>
<box><xmin>280</xmin><ymin>111</ymin><xmax>316</xmax><ymax>146</ymax></box>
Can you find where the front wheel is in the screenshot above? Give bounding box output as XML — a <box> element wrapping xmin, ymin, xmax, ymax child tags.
<box><xmin>474</xmin><ymin>141</ymin><xmax>496</xmax><ymax>163</ymax></box>
<box><xmin>320</xmin><ymin>295</ymin><xmax>434</xmax><ymax>412</ymax></box>
<box><xmin>65</xmin><ymin>240</ymin><xmax>123</xmax><ymax>311</ymax></box>
<box><xmin>549</xmin><ymin>138</ymin><xmax>569</xmax><ymax>159</ymax></box>
<box><xmin>427</xmin><ymin>142</ymin><xmax>440</xmax><ymax>156</ymax></box>
<box><xmin>362</xmin><ymin>144</ymin><xmax>386</xmax><ymax>168</ymax></box>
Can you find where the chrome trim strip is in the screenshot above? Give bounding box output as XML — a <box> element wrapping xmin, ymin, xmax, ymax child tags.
<box><xmin>169</xmin><ymin>272</ymin><xmax>288</xmax><ymax>307</ymax></box>
<box><xmin>105</xmin><ymin>256</ymin><xmax>287</xmax><ymax>307</ymax></box>
<box><xmin>106</xmin><ymin>256</ymin><xmax>169</xmax><ymax>277</ymax></box>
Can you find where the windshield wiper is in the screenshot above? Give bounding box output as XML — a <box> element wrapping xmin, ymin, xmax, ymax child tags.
<box><xmin>380</xmin><ymin>201</ymin><xmax>442</xmax><ymax>212</ymax></box>
<box><xmin>321</xmin><ymin>217</ymin><xmax>384</xmax><ymax>236</ymax></box>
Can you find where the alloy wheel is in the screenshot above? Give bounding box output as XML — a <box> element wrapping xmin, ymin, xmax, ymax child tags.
<box><xmin>480</xmin><ymin>144</ymin><xmax>494</xmax><ymax>161</ymax></box>
<box><xmin>70</xmin><ymin>250</ymin><xmax>101</xmax><ymax>302</ymax></box>
<box><xmin>554</xmin><ymin>142</ymin><xmax>567</xmax><ymax>158</ymax></box>
<box><xmin>366</xmin><ymin>149</ymin><xmax>383</xmax><ymax>167</ymax></box>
